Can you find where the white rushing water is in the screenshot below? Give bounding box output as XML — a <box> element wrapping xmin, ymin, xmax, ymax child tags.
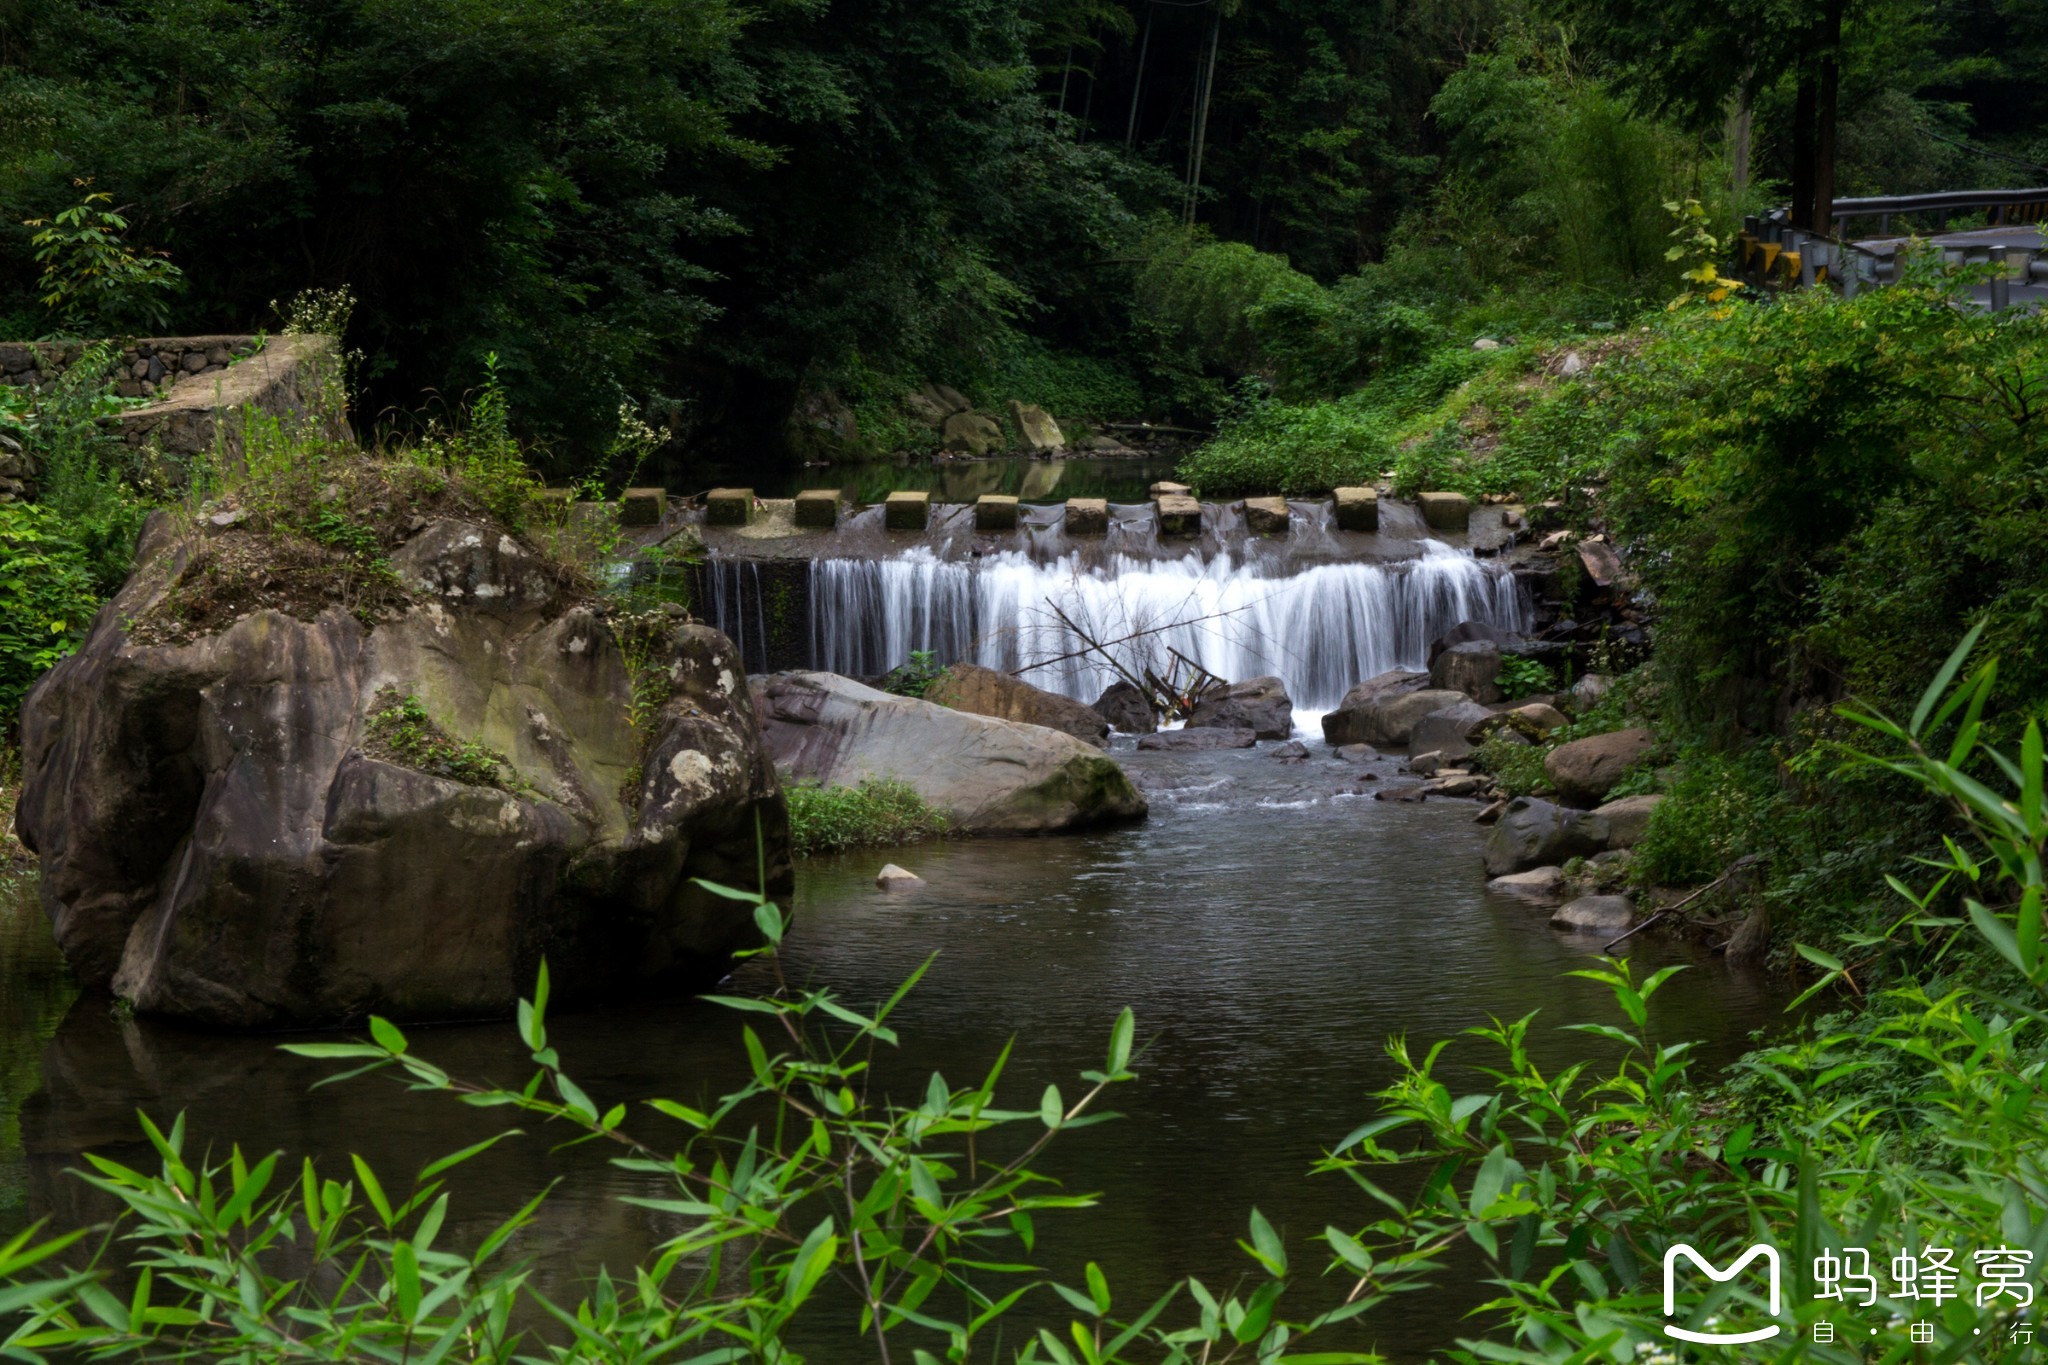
<box><xmin>752</xmin><ymin>543</ymin><xmax>1529</xmax><ymax>712</ymax></box>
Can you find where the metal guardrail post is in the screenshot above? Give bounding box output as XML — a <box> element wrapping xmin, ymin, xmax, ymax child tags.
<box><xmin>1989</xmin><ymin>244</ymin><xmax>2011</xmax><ymax>310</ymax></box>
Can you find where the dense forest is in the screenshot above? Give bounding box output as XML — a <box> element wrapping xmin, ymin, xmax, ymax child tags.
<box><xmin>3</xmin><ymin>0</ymin><xmax>2044</xmax><ymax>467</ymax></box>
<box><xmin>7</xmin><ymin>0</ymin><xmax>2048</xmax><ymax>1361</ymax></box>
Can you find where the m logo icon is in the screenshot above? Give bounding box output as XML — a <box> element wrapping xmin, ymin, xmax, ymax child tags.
<box><xmin>1662</xmin><ymin>1243</ymin><xmax>1784</xmax><ymax>1344</ymax></box>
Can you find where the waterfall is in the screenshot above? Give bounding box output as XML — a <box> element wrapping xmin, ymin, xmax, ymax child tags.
<box><xmin>709</xmin><ymin>543</ymin><xmax>1530</xmax><ymax>713</ymax></box>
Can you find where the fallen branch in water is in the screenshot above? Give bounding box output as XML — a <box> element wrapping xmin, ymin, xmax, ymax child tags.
<box><xmin>1020</xmin><ymin>602</ymin><xmax>1231</xmax><ymax>721</ymax></box>
<box><xmin>1602</xmin><ymin>855</ymin><xmax>1761</xmax><ymax>952</ymax></box>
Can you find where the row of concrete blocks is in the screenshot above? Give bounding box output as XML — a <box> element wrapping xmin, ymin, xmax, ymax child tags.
<box><xmin>705</xmin><ymin>483</ymin><xmax>1476</xmax><ymax>535</ymax></box>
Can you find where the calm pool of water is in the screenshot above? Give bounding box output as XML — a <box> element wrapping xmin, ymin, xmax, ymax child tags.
<box><xmin>0</xmin><ymin>739</ymin><xmax>1788</xmax><ymax>1358</ymax></box>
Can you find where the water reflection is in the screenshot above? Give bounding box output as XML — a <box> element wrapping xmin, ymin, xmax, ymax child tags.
<box><xmin>1</xmin><ymin>739</ymin><xmax>1789</xmax><ymax>1358</ymax></box>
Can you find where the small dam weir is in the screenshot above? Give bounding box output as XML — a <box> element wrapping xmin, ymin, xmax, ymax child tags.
<box><xmin>694</xmin><ymin>495</ymin><xmax>1533</xmax><ymax>713</ymax></box>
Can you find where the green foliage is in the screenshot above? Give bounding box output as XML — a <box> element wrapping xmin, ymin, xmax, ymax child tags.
<box><xmin>1496</xmin><ymin>654</ymin><xmax>1553</xmax><ymax>700</ymax></box>
<box><xmin>786</xmin><ymin>778</ymin><xmax>948</xmax><ymax>856</ymax></box>
<box><xmin>1472</xmin><ymin>732</ymin><xmax>1551</xmax><ymax>797</ymax></box>
<box><xmin>1180</xmin><ymin>392</ymin><xmax>1393</xmax><ymax>498</ymax></box>
<box><xmin>882</xmin><ymin>649</ymin><xmax>946</xmax><ymax>699</ymax></box>
<box><xmin>24</xmin><ymin>187</ymin><xmax>184</xmax><ymax>335</ymax></box>
<box><xmin>1427</xmin><ymin>49</ymin><xmax>1709</xmax><ymax>301</ymax></box>
<box><xmin>363</xmin><ymin>690</ymin><xmax>521</xmax><ymax>791</ymax></box>
<box><xmin>613</xmin><ymin>612</ymin><xmax>680</xmax><ymax>738</ymax></box>
<box><xmin>0</xmin><ymin>504</ymin><xmax>101</xmax><ymax>723</ymax></box>
<box><xmin>16</xmin><ymin>345</ymin><xmax>150</xmax><ymax>595</ymax></box>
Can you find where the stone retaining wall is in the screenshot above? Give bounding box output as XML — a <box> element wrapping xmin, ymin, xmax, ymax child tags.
<box><xmin>0</xmin><ymin>333</ymin><xmax>342</xmax><ymax>469</ymax></box>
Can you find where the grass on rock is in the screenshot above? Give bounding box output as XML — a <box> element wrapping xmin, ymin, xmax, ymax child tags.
<box><xmin>786</xmin><ymin>778</ymin><xmax>947</xmax><ymax>856</ymax></box>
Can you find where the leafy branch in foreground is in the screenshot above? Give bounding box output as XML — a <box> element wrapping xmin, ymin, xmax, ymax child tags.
<box><xmin>1312</xmin><ymin>627</ymin><xmax>2048</xmax><ymax>1362</ymax></box>
<box><xmin>12</xmin><ymin>632</ymin><xmax>2043</xmax><ymax>1364</ymax></box>
<box><xmin>1</xmin><ymin>882</ymin><xmax>1392</xmax><ymax>1365</ymax></box>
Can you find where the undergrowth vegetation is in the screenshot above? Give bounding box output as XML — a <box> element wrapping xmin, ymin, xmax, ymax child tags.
<box><xmin>785</xmin><ymin>778</ymin><xmax>948</xmax><ymax>857</ymax></box>
<box><xmin>362</xmin><ymin>690</ymin><xmax>523</xmax><ymax>793</ymax></box>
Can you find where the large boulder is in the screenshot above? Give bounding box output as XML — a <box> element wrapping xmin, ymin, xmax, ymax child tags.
<box><xmin>1092</xmin><ymin>681</ymin><xmax>1157</xmax><ymax>735</ymax></box>
<box><xmin>1321</xmin><ymin>670</ymin><xmax>1429</xmax><ymax>745</ymax></box>
<box><xmin>1407</xmin><ymin>700</ymin><xmax>1496</xmax><ymax>760</ymax></box>
<box><xmin>1482</xmin><ymin>797</ymin><xmax>1610</xmax><ymax>875</ymax></box>
<box><xmin>1325</xmin><ymin>687</ymin><xmax>1471</xmax><ymax>747</ymax></box>
<box><xmin>1428</xmin><ymin>640</ymin><xmax>1502</xmax><ymax>703</ymax></box>
<box><xmin>942</xmin><ymin>411</ymin><xmax>1005</xmax><ymax>455</ymax></box>
<box><xmin>1592</xmin><ymin>793</ymin><xmax>1663</xmax><ymax>848</ymax></box>
<box><xmin>1187</xmin><ymin>676</ymin><xmax>1293</xmax><ymax>739</ymax></box>
<box><xmin>1006</xmin><ymin>401</ymin><xmax>1066</xmax><ymax>453</ymax></box>
<box><xmin>1427</xmin><ymin>621</ymin><xmax>1507</xmax><ymax>667</ymax></box>
<box><xmin>1551</xmin><ymin>895</ymin><xmax>1635</xmax><ymax>933</ymax></box>
<box><xmin>1544</xmin><ymin>727</ymin><xmax>1656</xmax><ymax>806</ymax></box>
<box><xmin>1486</xmin><ymin>866</ymin><xmax>1566</xmax><ymax>903</ymax></box>
<box><xmin>752</xmin><ymin>671</ymin><xmax>1146</xmax><ymax>834</ymax></box>
<box><xmin>924</xmin><ymin>663</ymin><xmax>1108</xmax><ymax>748</ymax></box>
<box><xmin>17</xmin><ymin>512</ymin><xmax>790</xmax><ymax>1029</ymax></box>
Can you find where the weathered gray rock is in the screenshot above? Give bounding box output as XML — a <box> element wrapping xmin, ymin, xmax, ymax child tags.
<box><xmin>1407</xmin><ymin>701</ymin><xmax>1496</xmax><ymax>760</ymax></box>
<box><xmin>1592</xmin><ymin>793</ymin><xmax>1663</xmax><ymax>848</ymax></box>
<box><xmin>1136</xmin><ymin>728</ymin><xmax>1256</xmax><ymax>752</ymax></box>
<box><xmin>1544</xmin><ymin>727</ymin><xmax>1656</xmax><ymax>806</ymax></box>
<box><xmin>1550</xmin><ymin>895</ymin><xmax>1634</xmax><ymax>933</ymax></box>
<box><xmin>942</xmin><ymin>411</ymin><xmax>1004</xmax><ymax>455</ymax></box>
<box><xmin>1188</xmin><ymin>676</ymin><xmax>1293</xmax><ymax>740</ymax></box>
<box><xmin>1318</xmin><ymin>667</ymin><xmax>1433</xmax><ymax>740</ymax></box>
<box><xmin>1333</xmin><ymin>486</ymin><xmax>1378</xmax><ymax>532</ymax></box>
<box><xmin>1409</xmin><ymin>750</ymin><xmax>1447</xmax><ymax>776</ymax></box>
<box><xmin>755</xmin><ymin>672</ymin><xmax>1144</xmax><ymax>834</ymax></box>
<box><xmin>1471</xmin><ymin>701</ymin><xmax>1568</xmax><ymax>743</ymax></box>
<box><xmin>875</xmin><ymin>864</ymin><xmax>925</xmax><ymax>889</ymax></box>
<box><xmin>1566</xmin><ymin>673</ymin><xmax>1611</xmax><ymax>712</ymax></box>
<box><xmin>924</xmin><ymin>663</ymin><xmax>1108</xmax><ymax>748</ymax></box>
<box><xmin>1243</xmin><ymin>496</ymin><xmax>1291</xmax><ymax>535</ymax></box>
<box><xmin>1006</xmin><ymin>401</ymin><xmax>1065</xmax><ymax>453</ymax></box>
<box><xmin>1428</xmin><ymin>640</ymin><xmax>1502</xmax><ymax>703</ymax></box>
<box><xmin>1323</xmin><ymin>682</ymin><xmax>1465</xmax><ymax>747</ymax></box>
<box><xmin>17</xmin><ymin>513</ymin><xmax>790</xmax><ymax>1029</ymax></box>
<box><xmin>1508</xmin><ymin>701</ymin><xmax>1568</xmax><ymax>734</ymax></box>
<box><xmin>1092</xmin><ymin>682</ymin><xmax>1157</xmax><ymax>735</ymax></box>
<box><xmin>1427</xmin><ymin>620</ymin><xmax>1507</xmax><ymax>666</ymax></box>
<box><xmin>1374</xmin><ymin>782</ymin><xmax>1428</xmax><ymax>802</ymax></box>
<box><xmin>1333</xmin><ymin>743</ymin><xmax>1379</xmax><ymax>763</ymax></box>
<box><xmin>1482</xmin><ymin>797</ymin><xmax>1610</xmax><ymax>875</ymax></box>
<box><xmin>1426</xmin><ymin>774</ymin><xmax>1490</xmax><ymax>798</ymax></box>
<box><xmin>1486</xmin><ymin>866</ymin><xmax>1565</xmax><ymax>903</ymax></box>
<box><xmin>1270</xmin><ymin>740</ymin><xmax>1310</xmax><ymax>762</ymax></box>
<box><xmin>1418</xmin><ymin>491</ymin><xmax>1472</xmax><ymax>531</ymax></box>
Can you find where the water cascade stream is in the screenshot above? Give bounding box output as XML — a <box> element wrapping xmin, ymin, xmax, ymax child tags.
<box><xmin>707</xmin><ymin>542</ymin><xmax>1530</xmax><ymax>712</ymax></box>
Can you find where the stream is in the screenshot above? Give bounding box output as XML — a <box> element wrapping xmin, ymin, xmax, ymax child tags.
<box><xmin>0</xmin><ymin>735</ymin><xmax>1785</xmax><ymax>1360</ymax></box>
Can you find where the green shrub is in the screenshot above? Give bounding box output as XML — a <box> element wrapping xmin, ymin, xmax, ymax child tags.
<box><xmin>786</xmin><ymin>778</ymin><xmax>947</xmax><ymax>855</ymax></box>
<box><xmin>22</xmin><ymin>343</ymin><xmax>150</xmax><ymax>594</ymax></box>
<box><xmin>1180</xmin><ymin>394</ymin><xmax>1394</xmax><ymax>497</ymax></box>
<box><xmin>881</xmin><ymin>649</ymin><xmax>945</xmax><ymax>698</ymax></box>
<box><xmin>1472</xmin><ymin>732</ymin><xmax>1550</xmax><ymax>796</ymax></box>
<box><xmin>0</xmin><ymin>503</ymin><xmax>101</xmax><ymax>722</ymax></box>
<box><xmin>1629</xmin><ymin>747</ymin><xmax>1790</xmax><ymax>887</ymax></box>
<box><xmin>1496</xmin><ymin>655</ymin><xmax>1553</xmax><ymax>700</ymax></box>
